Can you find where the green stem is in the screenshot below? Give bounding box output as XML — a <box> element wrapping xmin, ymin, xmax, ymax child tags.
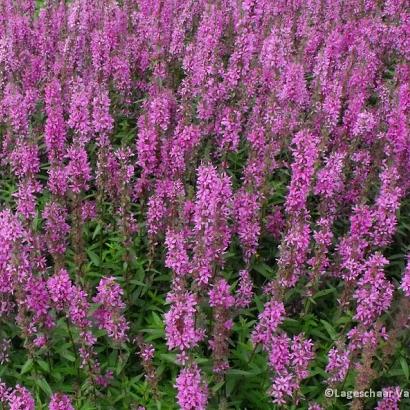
<box><xmin>66</xmin><ymin>319</ymin><xmax>81</xmax><ymax>382</ymax></box>
<box><xmin>247</xmin><ymin>344</ymin><xmax>258</xmax><ymax>366</ymax></box>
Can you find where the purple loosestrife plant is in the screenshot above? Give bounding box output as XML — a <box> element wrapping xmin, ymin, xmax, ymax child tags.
<box><xmin>7</xmin><ymin>385</ymin><xmax>35</xmax><ymax>410</ymax></box>
<box><xmin>164</xmin><ymin>291</ymin><xmax>205</xmax><ymax>362</ymax></box>
<box><xmin>208</xmin><ymin>279</ymin><xmax>235</xmax><ymax>374</ymax></box>
<box><xmin>175</xmin><ymin>364</ymin><xmax>208</xmax><ymax>410</ymax></box>
<box><xmin>400</xmin><ymin>255</ymin><xmax>410</xmax><ymax>297</ymax></box>
<box><xmin>93</xmin><ymin>277</ymin><xmax>129</xmax><ymax>343</ymax></box>
<box><xmin>0</xmin><ymin>0</ymin><xmax>409</xmax><ymax>408</ymax></box>
<box><xmin>48</xmin><ymin>393</ymin><xmax>75</xmax><ymax>410</ymax></box>
<box><xmin>375</xmin><ymin>387</ymin><xmax>401</xmax><ymax>410</ymax></box>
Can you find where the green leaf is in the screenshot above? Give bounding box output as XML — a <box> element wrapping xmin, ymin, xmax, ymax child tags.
<box><xmin>86</xmin><ymin>249</ymin><xmax>100</xmax><ymax>267</ymax></box>
<box><xmin>253</xmin><ymin>263</ymin><xmax>273</xmax><ymax>279</ymax></box>
<box><xmin>320</xmin><ymin>320</ymin><xmax>338</xmax><ymax>340</ymax></box>
<box><xmin>226</xmin><ymin>375</ymin><xmax>237</xmax><ymax>397</ymax></box>
<box><xmin>37</xmin><ymin>377</ymin><xmax>53</xmax><ymax>396</ymax></box>
<box><xmin>60</xmin><ymin>350</ymin><xmax>76</xmax><ymax>362</ymax></box>
<box><xmin>212</xmin><ymin>381</ymin><xmax>225</xmax><ymax>394</ymax></box>
<box><xmin>20</xmin><ymin>358</ymin><xmax>33</xmax><ymax>375</ymax></box>
<box><xmin>227</xmin><ymin>368</ymin><xmax>261</xmax><ymax>376</ymax></box>
<box><xmin>400</xmin><ymin>357</ymin><xmax>409</xmax><ymax>380</ymax></box>
<box><xmin>313</xmin><ymin>288</ymin><xmax>336</xmax><ymax>299</ymax></box>
<box><xmin>159</xmin><ymin>353</ymin><xmax>179</xmax><ymax>365</ymax></box>
<box><xmin>92</xmin><ymin>223</ymin><xmax>102</xmax><ymax>240</ymax></box>
<box><xmin>37</xmin><ymin>359</ymin><xmax>50</xmax><ymax>373</ymax></box>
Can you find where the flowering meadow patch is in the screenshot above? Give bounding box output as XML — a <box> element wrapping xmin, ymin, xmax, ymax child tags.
<box><xmin>0</xmin><ymin>0</ymin><xmax>409</xmax><ymax>409</ymax></box>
